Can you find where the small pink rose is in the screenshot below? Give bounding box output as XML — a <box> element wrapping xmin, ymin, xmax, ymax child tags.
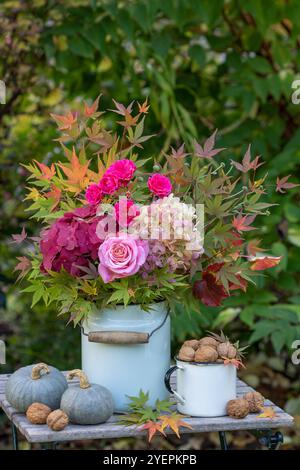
<box><xmin>114</xmin><ymin>199</ymin><xmax>140</xmax><ymax>227</ymax></box>
<box><xmin>148</xmin><ymin>174</ymin><xmax>172</xmax><ymax>197</ymax></box>
<box><xmin>85</xmin><ymin>184</ymin><xmax>103</xmax><ymax>205</ymax></box>
<box><xmin>98</xmin><ymin>174</ymin><xmax>120</xmax><ymax>195</ymax></box>
<box><xmin>106</xmin><ymin>159</ymin><xmax>136</xmax><ymax>184</ymax></box>
<box><xmin>98</xmin><ymin>234</ymin><xmax>149</xmax><ymax>283</ymax></box>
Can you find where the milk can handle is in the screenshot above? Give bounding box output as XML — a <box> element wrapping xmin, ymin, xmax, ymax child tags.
<box><xmin>164</xmin><ymin>365</ymin><xmax>185</xmax><ymax>404</ymax></box>
<box><xmin>81</xmin><ymin>311</ymin><xmax>169</xmax><ymax>345</ymax></box>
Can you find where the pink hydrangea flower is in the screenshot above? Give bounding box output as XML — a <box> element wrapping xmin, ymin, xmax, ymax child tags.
<box><xmin>40</xmin><ymin>205</ymin><xmax>103</xmax><ymax>277</ymax></box>
<box><xmin>114</xmin><ymin>199</ymin><xmax>140</xmax><ymax>227</ymax></box>
<box><xmin>98</xmin><ymin>174</ymin><xmax>120</xmax><ymax>194</ymax></box>
<box><xmin>85</xmin><ymin>184</ymin><xmax>103</xmax><ymax>205</ymax></box>
<box><xmin>106</xmin><ymin>159</ymin><xmax>136</xmax><ymax>184</ymax></box>
<box><xmin>148</xmin><ymin>174</ymin><xmax>172</xmax><ymax>197</ymax></box>
<box><xmin>98</xmin><ymin>234</ymin><xmax>149</xmax><ymax>283</ymax></box>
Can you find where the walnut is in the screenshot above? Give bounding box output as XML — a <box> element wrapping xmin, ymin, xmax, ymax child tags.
<box><xmin>198</xmin><ymin>337</ymin><xmax>218</xmax><ymax>349</ymax></box>
<box><xmin>243</xmin><ymin>391</ymin><xmax>264</xmax><ymax>413</ymax></box>
<box><xmin>178</xmin><ymin>346</ymin><xmax>195</xmax><ymax>362</ymax></box>
<box><xmin>194</xmin><ymin>346</ymin><xmax>218</xmax><ymax>363</ymax></box>
<box><xmin>226</xmin><ymin>399</ymin><xmax>249</xmax><ymax>419</ymax></box>
<box><xmin>46</xmin><ymin>409</ymin><xmax>69</xmax><ymax>431</ymax></box>
<box><xmin>183</xmin><ymin>339</ymin><xmax>199</xmax><ymax>350</ymax></box>
<box><xmin>26</xmin><ymin>403</ymin><xmax>52</xmax><ymax>424</ymax></box>
<box><xmin>217</xmin><ymin>342</ymin><xmax>237</xmax><ymax>359</ymax></box>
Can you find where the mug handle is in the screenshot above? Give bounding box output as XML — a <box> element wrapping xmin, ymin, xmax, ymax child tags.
<box><xmin>164</xmin><ymin>365</ymin><xmax>185</xmax><ymax>405</ymax></box>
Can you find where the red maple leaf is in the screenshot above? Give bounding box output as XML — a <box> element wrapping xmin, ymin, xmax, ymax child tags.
<box><xmin>109</xmin><ymin>99</ymin><xmax>134</xmax><ymax>116</ymax></box>
<box><xmin>11</xmin><ymin>227</ymin><xmax>27</xmax><ymax>244</ymax></box>
<box><xmin>232</xmin><ymin>214</ymin><xmax>256</xmax><ymax>233</ymax></box>
<box><xmin>276</xmin><ymin>175</ymin><xmax>300</xmax><ymax>194</ymax></box>
<box><xmin>229</xmin><ymin>275</ymin><xmax>248</xmax><ymax>292</ymax></box>
<box><xmin>250</xmin><ymin>256</ymin><xmax>281</xmax><ymax>271</ymax></box>
<box><xmin>170</xmin><ymin>143</ymin><xmax>190</xmax><ymax>159</ymax></box>
<box><xmin>193</xmin><ymin>129</ymin><xmax>226</xmax><ymax>159</ymax></box>
<box><xmin>247</xmin><ymin>239</ymin><xmax>265</xmax><ymax>256</ymax></box>
<box><xmin>84</xmin><ymin>95</ymin><xmax>102</xmax><ymax>118</ymax></box>
<box><xmin>231</xmin><ymin>144</ymin><xmax>264</xmax><ymax>173</ymax></box>
<box><xmin>193</xmin><ymin>272</ymin><xmax>228</xmax><ymax>307</ymax></box>
<box><xmin>141</xmin><ymin>420</ymin><xmax>165</xmax><ymax>443</ymax></box>
<box><xmin>14</xmin><ymin>256</ymin><xmax>31</xmax><ymax>281</ymax></box>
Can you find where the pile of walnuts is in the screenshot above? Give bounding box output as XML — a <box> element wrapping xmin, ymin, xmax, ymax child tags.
<box><xmin>178</xmin><ymin>336</ymin><xmax>237</xmax><ymax>363</ymax></box>
<box><xmin>226</xmin><ymin>391</ymin><xmax>265</xmax><ymax>419</ymax></box>
<box><xmin>26</xmin><ymin>403</ymin><xmax>68</xmax><ymax>431</ymax></box>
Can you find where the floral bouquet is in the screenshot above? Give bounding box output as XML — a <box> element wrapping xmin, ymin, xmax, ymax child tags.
<box><xmin>14</xmin><ymin>96</ymin><xmax>298</xmax><ymax>325</ymax></box>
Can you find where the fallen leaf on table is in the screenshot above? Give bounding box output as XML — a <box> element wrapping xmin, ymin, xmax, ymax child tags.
<box><xmin>158</xmin><ymin>414</ymin><xmax>193</xmax><ymax>438</ymax></box>
<box><xmin>141</xmin><ymin>420</ymin><xmax>165</xmax><ymax>443</ymax></box>
<box><xmin>256</xmin><ymin>406</ymin><xmax>277</xmax><ymax>419</ymax></box>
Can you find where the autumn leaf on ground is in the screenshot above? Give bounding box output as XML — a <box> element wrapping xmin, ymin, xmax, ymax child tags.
<box><xmin>11</xmin><ymin>227</ymin><xmax>27</xmax><ymax>244</ymax></box>
<box><xmin>138</xmin><ymin>98</ymin><xmax>150</xmax><ymax>114</ymax></box>
<box><xmin>50</xmin><ymin>111</ymin><xmax>77</xmax><ymax>130</ymax></box>
<box><xmin>232</xmin><ymin>214</ymin><xmax>256</xmax><ymax>233</ymax></box>
<box><xmin>33</xmin><ymin>160</ymin><xmax>56</xmax><ymax>180</ymax></box>
<box><xmin>141</xmin><ymin>420</ymin><xmax>165</xmax><ymax>443</ymax></box>
<box><xmin>193</xmin><ymin>129</ymin><xmax>226</xmax><ymax>159</ymax></box>
<box><xmin>276</xmin><ymin>175</ymin><xmax>300</xmax><ymax>194</ymax></box>
<box><xmin>257</xmin><ymin>407</ymin><xmax>277</xmax><ymax>419</ymax></box>
<box><xmin>14</xmin><ymin>256</ymin><xmax>31</xmax><ymax>281</ymax></box>
<box><xmin>250</xmin><ymin>256</ymin><xmax>281</xmax><ymax>271</ymax></box>
<box><xmin>159</xmin><ymin>414</ymin><xmax>193</xmax><ymax>438</ymax></box>
<box><xmin>58</xmin><ymin>147</ymin><xmax>90</xmax><ymax>193</ymax></box>
<box><xmin>231</xmin><ymin>144</ymin><xmax>264</xmax><ymax>173</ymax></box>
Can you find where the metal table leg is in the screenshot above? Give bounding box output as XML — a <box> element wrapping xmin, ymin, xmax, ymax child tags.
<box><xmin>219</xmin><ymin>431</ymin><xmax>229</xmax><ymax>450</ymax></box>
<box><xmin>11</xmin><ymin>423</ymin><xmax>19</xmax><ymax>450</ymax></box>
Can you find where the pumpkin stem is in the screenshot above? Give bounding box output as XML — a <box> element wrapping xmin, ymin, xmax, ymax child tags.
<box><xmin>68</xmin><ymin>369</ymin><xmax>90</xmax><ymax>389</ymax></box>
<box><xmin>31</xmin><ymin>363</ymin><xmax>50</xmax><ymax>380</ymax></box>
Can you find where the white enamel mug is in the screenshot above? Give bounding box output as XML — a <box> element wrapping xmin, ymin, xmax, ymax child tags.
<box><xmin>164</xmin><ymin>358</ymin><xmax>236</xmax><ymax>417</ymax></box>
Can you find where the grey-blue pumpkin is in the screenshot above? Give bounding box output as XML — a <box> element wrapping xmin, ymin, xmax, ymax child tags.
<box><xmin>5</xmin><ymin>363</ymin><xmax>68</xmax><ymax>412</ymax></box>
<box><xmin>60</xmin><ymin>369</ymin><xmax>114</xmax><ymax>425</ymax></box>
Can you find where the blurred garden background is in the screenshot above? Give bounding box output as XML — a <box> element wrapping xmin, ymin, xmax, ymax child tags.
<box><xmin>1</xmin><ymin>0</ymin><xmax>300</xmax><ymax>449</ymax></box>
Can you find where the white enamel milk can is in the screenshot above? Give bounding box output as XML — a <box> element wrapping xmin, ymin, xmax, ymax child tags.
<box><xmin>81</xmin><ymin>301</ymin><xmax>170</xmax><ymax>412</ymax></box>
<box><xmin>165</xmin><ymin>358</ymin><xmax>236</xmax><ymax>417</ymax></box>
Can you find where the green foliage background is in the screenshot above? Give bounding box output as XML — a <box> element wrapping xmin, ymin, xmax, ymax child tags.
<box><xmin>1</xmin><ymin>0</ymin><xmax>300</xmax><ymax>374</ymax></box>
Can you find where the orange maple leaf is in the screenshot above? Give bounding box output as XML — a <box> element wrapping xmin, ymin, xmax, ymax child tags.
<box><xmin>250</xmin><ymin>256</ymin><xmax>281</xmax><ymax>271</ymax></box>
<box><xmin>58</xmin><ymin>147</ymin><xmax>90</xmax><ymax>194</ymax></box>
<box><xmin>45</xmin><ymin>185</ymin><xmax>62</xmax><ymax>211</ymax></box>
<box><xmin>257</xmin><ymin>406</ymin><xmax>277</xmax><ymax>419</ymax></box>
<box><xmin>222</xmin><ymin>357</ymin><xmax>246</xmax><ymax>369</ymax></box>
<box><xmin>50</xmin><ymin>111</ymin><xmax>78</xmax><ymax>130</ymax></box>
<box><xmin>158</xmin><ymin>414</ymin><xmax>193</xmax><ymax>438</ymax></box>
<box><xmin>232</xmin><ymin>214</ymin><xmax>256</xmax><ymax>233</ymax></box>
<box><xmin>141</xmin><ymin>421</ymin><xmax>165</xmax><ymax>443</ymax></box>
<box><xmin>84</xmin><ymin>95</ymin><xmax>102</xmax><ymax>118</ymax></box>
<box><xmin>138</xmin><ymin>98</ymin><xmax>150</xmax><ymax>114</ymax></box>
<box><xmin>34</xmin><ymin>161</ymin><xmax>56</xmax><ymax>180</ymax></box>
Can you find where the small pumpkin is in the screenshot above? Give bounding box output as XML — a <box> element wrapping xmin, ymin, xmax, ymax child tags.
<box><xmin>60</xmin><ymin>369</ymin><xmax>114</xmax><ymax>425</ymax></box>
<box><xmin>5</xmin><ymin>363</ymin><xmax>68</xmax><ymax>412</ymax></box>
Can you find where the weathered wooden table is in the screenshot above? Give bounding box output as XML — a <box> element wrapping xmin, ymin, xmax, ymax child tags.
<box><xmin>0</xmin><ymin>372</ymin><xmax>294</xmax><ymax>450</ymax></box>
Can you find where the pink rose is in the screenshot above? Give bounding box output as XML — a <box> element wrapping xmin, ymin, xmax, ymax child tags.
<box><xmin>98</xmin><ymin>174</ymin><xmax>120</xmax><ymax>195</ymax></box>
<box><xmin>148</xmin><ymin>174</ymin><xmax>172</xmax><ymax>197</ymax></box>
<box><xmin>106</xmin><ymin>159</ymin><xmax>136</xmax><ymax>184</ymax></box>
<box><xmin>98</xmin><ymin>234</ymin><xmax>149</xmax><ymax>283</ymax></box>
<box><xmin>85</xmin><ymin>184</ymin><xmax>103</xmax><ymax>205</ymax></box>
<box><xmin>114</xmin><ymin>199</ymin><xmax>140</xmax><ymax>227</ymax></box>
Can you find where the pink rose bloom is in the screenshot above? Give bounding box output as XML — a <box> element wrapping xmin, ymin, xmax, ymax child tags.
<box><xmin>98</xmin><ymin>234</ymin><xmax>149</xmax><ymax>283</ymax></box>
<box><xmin>106</xmin><ymin>159</ymin><xmax>136</xmax><ymax>184</ymax></box>
<box><xmin>85</xmin><ymin>184</ymin><xmax>103</xmax><ymax>205</ymax></box>
<box><xmin>98</xmin><ymin>174</ymin><xmax>120</xmax><ymax>195</ymax></box>
<box><xmin>114</xmin><ymin>199</ymin><xmax>140</xmax><ymax>227</ymax></box>
<box><xmin>148</xmin><ymin>174</ymin><xmax>172</xmax><ymax>197</ymax></box>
